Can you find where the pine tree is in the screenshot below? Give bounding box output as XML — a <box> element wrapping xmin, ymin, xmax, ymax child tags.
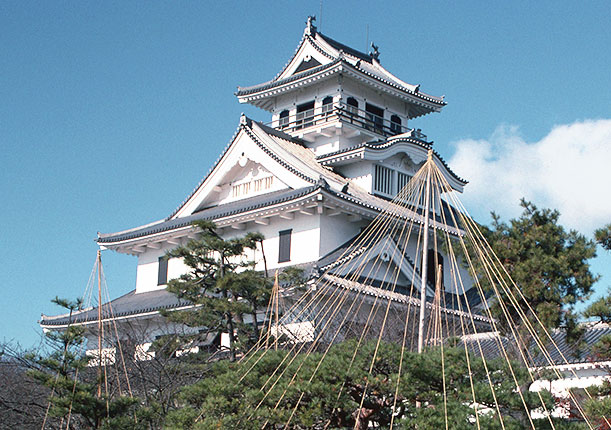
<box><xmin>163</xmin><ymin>340</ymin><xmax>583</xmax><ymax>429</ymax></box>
<box><xmin>28</xmin><ymin>297</ymin><xmax>138</xmax><ymax>429</ymax></box>
<box><xmin>581</xmin><ymin>226</ymin><xmax>611</xmax><ymax>429</ymax></box>
<box><xmin>164</xmin><ymin>220</ymin><xmax>271</xmax><ymax>361</ymax></box>
<box><xmin>464</xmin><ymin>199</ymin><xmax>598</xmax><ymax>356</ymax></box>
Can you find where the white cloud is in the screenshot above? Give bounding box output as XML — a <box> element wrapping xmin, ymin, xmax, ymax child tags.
<box><xmin>449</xmin><ymin>119</ymin><xmax>611</xmax><ymax>234</ymax></box>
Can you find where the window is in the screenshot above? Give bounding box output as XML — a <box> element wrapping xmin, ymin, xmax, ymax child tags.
<box><xmin>365</xmin><ymin>103</ymin><xmax>384</xmax><ymax>133</ymax></box>
<box><xmin>278</xmin><ymin>229</ymin><xmax>292</xmax><ymax>263</ymax></box>
<box><xmin>426</xmin><ymin>250</ymin><xmax>444</xmax><ymax>290</ymax></box>
<box><xmin>373</xmin><ymin>164</ymin><xmax>393</xmax><ymax>196</ymax></box>
<box><xmin>232</xmin><ymin>176</ymin><xmax>274</xmax><ymax>198</ymax></box>
<box><xmin>397</xmin><ymin>172</ymin><xmax>412</xmax><ymax>195</ymax></box>
<box><xmin>390</xmin><ymin>115</ymin><xmax>402</xmax><ymax>135</ymax></box>
<box><xmin>346</xmin><ymin>97</ymin><xmax>359</xmax><ymax>124</ymax></box>
<box><xmin>295</xmin><ymin>101</ymin><xmax>315</xmax><ymax>129</ymax></box>
<box><xmin>321</xmin><ymin>96</ymin><xmax>333</xmax><ymax>116</ymax></box>
<box><xmin>279</xmin><ymin>110</ymin><xmax>289</xmax><ymax>129</ymax></box>
<box><xmin>158</xmin><ymin>256</ymin><xmax>169</xmax><ymax>285</ymax></box>
<box><xmin>346</xmin><ymin>97</ymin><xmax>359</xmax><ymax>114</ymax></box>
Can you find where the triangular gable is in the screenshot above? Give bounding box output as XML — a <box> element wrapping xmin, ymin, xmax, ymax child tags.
<box><xmin>275</xmin><ymin>31</ymin><xmax>336</xmax><ymax>81</ymax></box>
<box><xmin>293</xmin><ymin>56</ymin><xmax>322</xmax><ymax>74</ymax></box>
<box><xmin>327</xmin><ymin>235</ymin><xmax>434</xmax><ymax>297</ymax></box>
<box><xmin>171</xmin><ymin>119</ymin><xmax>316</xmax><ymax>219</ymax></box>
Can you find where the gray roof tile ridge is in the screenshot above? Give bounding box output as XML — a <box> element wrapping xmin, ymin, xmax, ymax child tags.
<box><xmin>97</xmin><ymin>219</ymin><xmax>166</xmax><ymax>240</ymax></box>
<box><xmin>236</xmin><ymin>58</ymin><xmax>342</xmax><ymax>96</ymax></box>
<box><xmin>248</xmin><ymin>120</ymin><xmax>349</xmax><ymax>190</ymax></box>
<box><xmin>343</xmin><ymin>62</ymin><xmax>446</xmax><ymax>105</ymax></box>
<box><xmin>250</xmin><ymin>120</ymin><xmax>306</xmax><ymax>146</ymax></box>
<box><xmin>322</xmin><ymin>273</ymin><xmax>491</xmax><ymax>323</ymax></box>
<box><xmin>315</xmin><ymin>31</ymin><xmax>372</xmax><ymax>63</ymax></box>
<box><xmin>166</xmin><ymin>120</ymin><xmax>244</xmax><ymax>220</ymax></box>
<box><xmin>271</xmin><ymin>30</ymin><xmax>310</xmax><ymax>82</ymax></box>
<box><xmin>309</xmin><ymin>31</ymin><xmax>445</xmax><ymax>105</ymax></box>
<box><xmin>41</xmin><ymin>288</ymin><xmax>195</xmax><ymax>327</ymax></box>
<box><xmin>98</xmin><ymin>186</ymin><xmax>322</xmax><ymax>244</ymax></box>
<box><xmin>242</xmin><ymin>123</ymin><xmax>317</xmax><ymax>185</ymax></box>
<box><xmin>101</xmin><ymin>114</ymin><xmax>344</xmax><ymax>243</ymax></box>
<box><xmin>355</xmin><ymin>136</ymin><xmax>467</xmax><ymax>185</ymax></box>
<box><xmin>315</xmin><ymin>143</ymin><xmax>367</xmax><ymax>160</ymax></box>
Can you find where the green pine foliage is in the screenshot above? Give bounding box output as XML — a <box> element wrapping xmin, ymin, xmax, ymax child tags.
<box><xmin>28</xmin><ymin>297</ymin><xmax>140</xmax><ymax>429</ymax></box>
<box><xmin>583</xmin><ymin>289</ymin><xmax>611</xmax><ymax>323</ymax></box>
<box><xmin>163</xmin><ymin>340</ymin><xmax>583</xmax><ymax>429</ymax></box>
<box><xmin>595</xmin><ymin>224</ymin><xmax>611</xmax><ymax>251</ymax></box>
<box><xmin>579</xmin><ymin>227</ymin><xmax>611</xmax><ymax>429</ymax></box>
<box><xmin>462</xmin><ymin>200</ymin><xmax>597</xmax><ymax>355</ymax></box>
<box><xmin>164</xmin><ymin>220</ymin><xmax>271</xmax><ymax>360</ymax></box>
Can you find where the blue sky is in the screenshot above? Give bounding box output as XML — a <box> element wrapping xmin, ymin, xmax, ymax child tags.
<box><xmin>1</xmin><ymin>1</ymin><xmax>610</xmax><ymax>348</ymax></box>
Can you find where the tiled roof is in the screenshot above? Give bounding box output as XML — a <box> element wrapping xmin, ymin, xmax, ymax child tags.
<box><xmin>40</xmin><ymin>288</ymin><xmax>191</xmax><ymax>327</ymax></box>
<box><xmin>237</xmin><ymin>57</ymin><xmax>444</xmax><ymax>108</ymax></box>
<box><xmin>316</xmin><ymin>138</ymin><xmax>468</xmax><ymax>186</ymax></box>
<box><xmin>236</xmin><ymin>26</ymin><xmax>444</xmax><ymax>108</ymax></box>
<box><xmin>460</xmin><ymin>323</ymin><xmax>611</xmax><ymax>366</ymax></box>
<box><xmin>315</xmin><ymin>32</ymin><xmax>372</xmax><ymax>63</ymax></box>
<box><xmin>321</xmin><ymin>274</ymin><xmax>492</xmax><ymax>324</ymax></box>
<box><xmin>236</xmin><ymin>59</ymin><xmax>341</xmax><ymax>96</ymax></box>
<box><xmin>316</xmin><ymin>232</ymin><xmax>486</xmax><ymax>312</ymax></box>
<box><xmin>166</xmin><ymin>116</ymin><xmax>352</xmax><ymax>222</ymax></box>
<box><xmin>98</xmin><ymin>186</ymin><xmax>321</xmax><ymax>244</ymax></box>
<box><xmin>100</xmin><ymin>115</ymin><xmax>463</xmax><ymax>245</ymax></box>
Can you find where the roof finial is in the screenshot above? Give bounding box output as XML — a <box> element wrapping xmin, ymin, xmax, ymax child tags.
<box><xmin>240</xmin><ymin>113</ymin><xmax>247</xmax><ymax>125</ymax></box>
<box><xmin>369</xmin><ymin>42</ymin><xmax>380</xmax><ymax>61</ymax></box>
<box><xmin>306</xmin><ymin>15</ymin><xmax>317</xmax><ymax>36</ymax></box>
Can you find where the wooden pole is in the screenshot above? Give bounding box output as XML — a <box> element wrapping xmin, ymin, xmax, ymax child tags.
<box><xmin>96</xmin><ymin>249</ymin><xmax>103</xmax><ymax>398</ymax></box>
<box><xmin>417</xmin><ymin>150</ymin><xmax>433</xmax><ymax>354</ymax></box>
<box><xmin>274</xmin><ymin>270</ymin><xmax>279</xmax><ymax>350</ymax></box>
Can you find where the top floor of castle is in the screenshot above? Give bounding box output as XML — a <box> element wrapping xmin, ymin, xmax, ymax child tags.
<box><xmin>235</xmin><ymin>17</ymin><xmax>446</xmax><ymax>157</ymax></box>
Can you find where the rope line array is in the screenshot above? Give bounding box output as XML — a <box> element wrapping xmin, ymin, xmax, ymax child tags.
<box><xmin>237</xmin><ymin>152</ymin><xmax>607</xmax><ymax>429</ymax></box>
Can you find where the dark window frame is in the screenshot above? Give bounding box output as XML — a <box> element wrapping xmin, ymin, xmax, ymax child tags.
<box><xmin>279</xmin><ymin>109</ymin><xmax>290</xmax><ymax>128</ymax></box>
<box><xmin>278</xmin><ymin>229</ymin><xmax>293</xmax><ymax>263</ymax></box>
<box><xmin>426</xmin><ymin>250</ymin><xmax>444</xmax><ymax>290</ymax></box>
<box><xmin>390</xmin><ymin>114</ymin><xmax>402</xmax><ymax>135</ymax></box>
<box><xmin>158</xmin><ymin>256</ymin><xmax>169</xmax><ymax>285</ymax></box>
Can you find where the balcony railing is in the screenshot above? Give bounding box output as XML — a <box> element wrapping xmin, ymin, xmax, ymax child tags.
<box><xmin>295</xmin><ymin>108</ymin><xmax>315</xmax><ymax>129</ymax></box>
<box><xmin>272</xmin><ymin>102</ymin><xmax>428</xmax><ymax>142</ymax></box>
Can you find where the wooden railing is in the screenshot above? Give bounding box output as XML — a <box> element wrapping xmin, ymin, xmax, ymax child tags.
<box><xmin>273</xmin><ymin>102</ymin><xmax>428</xmax><ymax>141</ymax></box>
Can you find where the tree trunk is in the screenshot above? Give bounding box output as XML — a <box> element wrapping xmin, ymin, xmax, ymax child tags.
<box><xmin>353</xmin><ymin>408</ymin><xmax>375</xmax><ymax>430</ymax></box>
<box><xmin>259</xmin><ymin>239</ymin><xmax>268</xmax><ymax>278</ymax></box>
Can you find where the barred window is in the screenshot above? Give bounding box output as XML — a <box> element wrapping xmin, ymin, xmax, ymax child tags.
<box><xmin>374</xmin><ymin>164</ymin><xmax>394</xmax><ymax>196</ymax></box>
<box><xmin>397</xmin><ymin>172</ymin><xmax>412</xmax><ymax>194</ymax></box>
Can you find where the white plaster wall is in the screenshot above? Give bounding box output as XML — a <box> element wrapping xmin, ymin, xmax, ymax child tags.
<box><xmin>319</xmin><ymin>212</ymin><xmax>366</xmax><ymax>257</ymax></box>
<box><xmin>531</xmin><ymin>366</ymin><xmax>610</xmax><ymax>418</ymax></box>
<box><xmin>134</xmin><ymin>213</ymin><xmax>326</xmax><ymax>294</ymax></box>
<box><xmin>135</xmin><ymin>243</ymin><xmax>188</xmax><ymax>294</ymax></box>
<box><xmin>336</xmin><ymin>161</ymin><xmax>374</xmax><ymax>193</ymax></box>
<box><xmin>213</xmin><ymin>160</ymin><xmax>289</xmax><ymax>206</ymax></box>
<box><xmin>222</xmin><ymin>212</ymin><xmax>322</xmax><ymax>271</ymax></box>
<box><xmin>272</xmin><ymin>79</ymin><xmax>341</xmax><ymax>119</ymax></box>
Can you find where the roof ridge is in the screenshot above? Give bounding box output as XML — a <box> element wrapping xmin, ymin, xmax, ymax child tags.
<box><xmin>236</xmin><ymin>59</ymin><xmax>341</xmax><ymax>95</ymax></box>
<box><xmin>315</xmin><ymin>31</ymin><xmax>372</xmax><ymax>63</ymax></box>
<box><xmin>166</xmin><ymin>119</ymin><xmax>245</xmax><ymax>220</ymax></box>
<box><xmin>98</xmin><ymin>186</ymin><xmax>323</xmax><ymax>244</ymax></box>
